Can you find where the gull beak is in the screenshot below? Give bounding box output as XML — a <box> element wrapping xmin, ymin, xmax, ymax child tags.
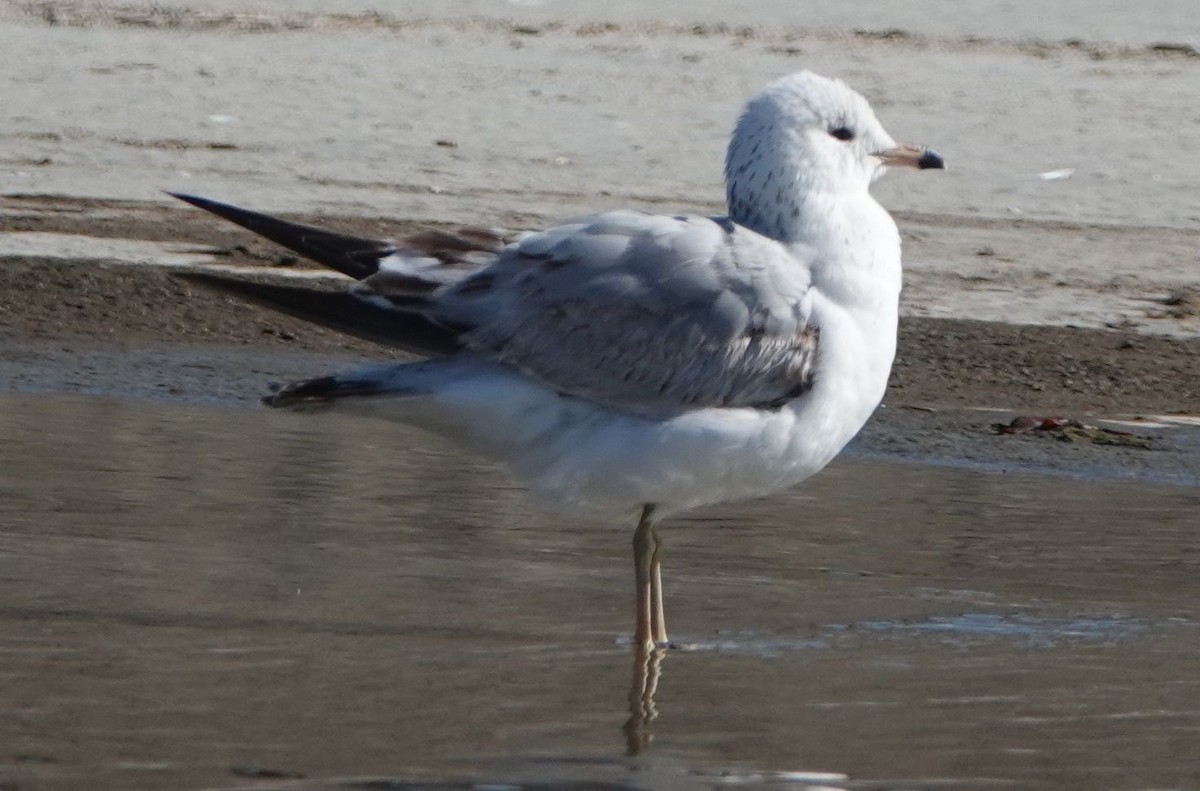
<box><xmin>877</xmin><ymin>144</ymin><xmax>945</xmax><ymax>170</ymax></box>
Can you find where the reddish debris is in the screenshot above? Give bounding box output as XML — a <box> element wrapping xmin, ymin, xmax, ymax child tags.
<box><xmin>992</xmin><ymin>415</ymin><xmax>1154</xmax><ymax>449</ymax></box>
<box><xmin>996</xmin><ymin>415</ymin><xmax>1072</xmax><ymax>434</ymax></box>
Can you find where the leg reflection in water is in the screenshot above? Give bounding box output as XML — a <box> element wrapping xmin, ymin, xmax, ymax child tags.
<box><xmin>623</xmin><ymin>645</ymin><xmax>666</xmax><ymax>755</ymax></box>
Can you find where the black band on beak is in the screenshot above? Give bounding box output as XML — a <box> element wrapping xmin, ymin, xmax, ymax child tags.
<box><xmin>917</xmin><ymin>148</ymin><xmax>946</xmax><ymax>170</ymax></box>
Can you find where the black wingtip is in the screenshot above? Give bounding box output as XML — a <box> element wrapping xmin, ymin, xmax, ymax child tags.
<box><xmin>165</xmin><ymin>190</ymin><xmax>202</xmax><ymax>204</ymax></box>
<box><xmin>167</xmin><ymin>191</ymin><xmax>237</xmax><ymax>214</ymax></box>
<box><xmin>262</xmin><ymin>375</ymin><xmax>341</xmax><ymax>407</ymax></box>
<box><xmin>168</xmin><ymin>192</ymin><xmax>394</xmax><ymax>280</ymax></box>
<box><xmin>172</xmin><ymin>269</ymin><xmax>462</xmax><ymax>356</ymax></box>
<box><xmin>263</xmin><ymin>374</ymin><xmax>394</xmax><ymax>408</ymax></box>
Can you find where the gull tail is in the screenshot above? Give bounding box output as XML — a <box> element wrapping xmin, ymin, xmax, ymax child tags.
<box><xmin>261</xmin><ymin>358</ymin><xmax>554</xmax><ymax>465</ymax></box>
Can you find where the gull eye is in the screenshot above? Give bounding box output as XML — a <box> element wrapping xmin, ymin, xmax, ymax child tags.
<box><xmin>829</xmin><ymin>126</ymin><xmax>855</xmax><ymax>141</ymax></box>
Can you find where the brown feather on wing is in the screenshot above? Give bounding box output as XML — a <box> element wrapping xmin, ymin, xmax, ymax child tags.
<box><xmin>403</xmin><ymin>227</ymin><xmax>507</xmax><ymax>265</ymax></box>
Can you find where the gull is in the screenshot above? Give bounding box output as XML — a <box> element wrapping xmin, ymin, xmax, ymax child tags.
<box><xmin>172</xmin><ymin>70</ymin><xmax>944</xmax><ymax>651</ymax></box>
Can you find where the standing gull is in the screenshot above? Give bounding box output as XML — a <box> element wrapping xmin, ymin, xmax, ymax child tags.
<box><xmin>173</xmin><ymin>71</ymin><xmax>944</xmax><ymax>650</ymax></box>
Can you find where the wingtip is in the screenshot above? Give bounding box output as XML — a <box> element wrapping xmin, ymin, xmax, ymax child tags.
<box><xmin>264</xmin><ymin>374</ymin><xmax>394</xmax><ymax>408</ymax></box>
<box><xmin>262</xmin><ymin>376</ymin><xmax>341</xmax><ymax>407</ymax></box>
<box><xmin>169</xmin><ymin>269</ymin><xmax>462</xmax><ymax>356</ymax></box>
<box><xmin>165</xmin><ymin>191</ymin><xmax>393</xmax><ymax>281</ymax></box>
<box><xmin>166</xmin><ymin>191</ymin><xmax>233</xmax><ymax>213</ymax></box>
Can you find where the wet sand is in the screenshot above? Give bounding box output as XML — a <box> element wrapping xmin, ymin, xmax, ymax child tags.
<box><xmin>3</xmin><ymin>2</ymin><xmax>1200</xmax><ymax>790</ymax></box>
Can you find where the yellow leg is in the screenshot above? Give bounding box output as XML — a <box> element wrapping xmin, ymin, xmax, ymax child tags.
<box><xmin>632</xmin><ymin>505</ymin><xmax>657</xmax><ymax>651</ymax></box>
<box><xmin>625</xmin><ymin>506</ymin><xmax>668</xmax><ymax>754</ymax></box>
<box><xmin>649</xmin><ymin>524</ymin><xmax>668</xmax><ymax>646</ymax></box>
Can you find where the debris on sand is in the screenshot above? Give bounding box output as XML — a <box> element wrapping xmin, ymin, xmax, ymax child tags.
<box><xmin>1152</xmin><ymin>287</ymin><xmax>1200</xmax><ymax>319</ymax></box>
<box><xmin>993</xmin><ymin>416</ymin><xmax>1154</xmax><ymax>449</ymax></box>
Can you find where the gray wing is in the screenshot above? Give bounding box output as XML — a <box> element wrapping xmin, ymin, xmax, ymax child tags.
<box><xmin>358</xmin><ymin>210</ymin><xmax>820</xmax><ymax>415</ymax></box>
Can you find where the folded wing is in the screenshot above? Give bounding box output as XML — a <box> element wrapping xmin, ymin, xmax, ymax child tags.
<box><xmin>175</xmin><ymin>197</ymin><xmax>820</xmax><ymax>415</ymax></box>
<box><xmin>367</xmin><ymin>210</ymin><xmax>820</xmax><ymax>415</ymax></box>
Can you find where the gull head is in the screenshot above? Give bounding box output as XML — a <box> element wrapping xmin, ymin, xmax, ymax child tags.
<box><xmin>726</xmin><ymin>71</ymin><xmax>944</xmax><ymax>239</ymax></box>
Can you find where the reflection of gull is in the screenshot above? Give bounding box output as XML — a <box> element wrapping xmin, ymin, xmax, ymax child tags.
<box><xmin>173</xmin><ymin>71</ymin><xmax>943</xmax><ymax>651</ymax></box>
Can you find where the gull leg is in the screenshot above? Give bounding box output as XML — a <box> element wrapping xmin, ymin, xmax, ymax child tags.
<box><xmin>632</xmin><ymin>504</ymin><xmax>657</xmax><ymax>651</ymax></box>
<box><xmin>649</xmin><ymin>524</ymin><xmax>668</xmax><ymax>646</ymax></box>
<box><xmin>625</xmin><ymin>506</ymin><xmax>668</xmax><ymax>752</ymax></box>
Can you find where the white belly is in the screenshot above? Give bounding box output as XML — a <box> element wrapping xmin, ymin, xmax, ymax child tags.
<box><xmin>512</xmin><ymin>401</ymin><xmax>853</xmax><ymax>522</ymax></box>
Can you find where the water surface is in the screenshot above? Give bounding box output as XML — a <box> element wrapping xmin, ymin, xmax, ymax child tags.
<box><xmin>1</xmin><ymin>395</ymin><xmax>1197</xmax><ymax>790</ymax></box>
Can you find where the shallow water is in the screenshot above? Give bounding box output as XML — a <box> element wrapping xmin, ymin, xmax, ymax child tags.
<box><xmin>1</xmin><ymin>394</ymin><xmax>1198</xmax><ymax>790</ymax></box>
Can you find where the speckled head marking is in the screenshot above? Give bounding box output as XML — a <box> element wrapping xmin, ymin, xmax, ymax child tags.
<box><xmin>725</xmin><ymin>71</ymin><xmax>931</xmax><ymax>242</ymax></box>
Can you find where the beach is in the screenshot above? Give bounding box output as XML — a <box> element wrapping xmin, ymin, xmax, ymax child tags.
<box><xmin>2</xmin><ymin>2</ymin><xmax>1199</xmax><ymax>789</ymax></box>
